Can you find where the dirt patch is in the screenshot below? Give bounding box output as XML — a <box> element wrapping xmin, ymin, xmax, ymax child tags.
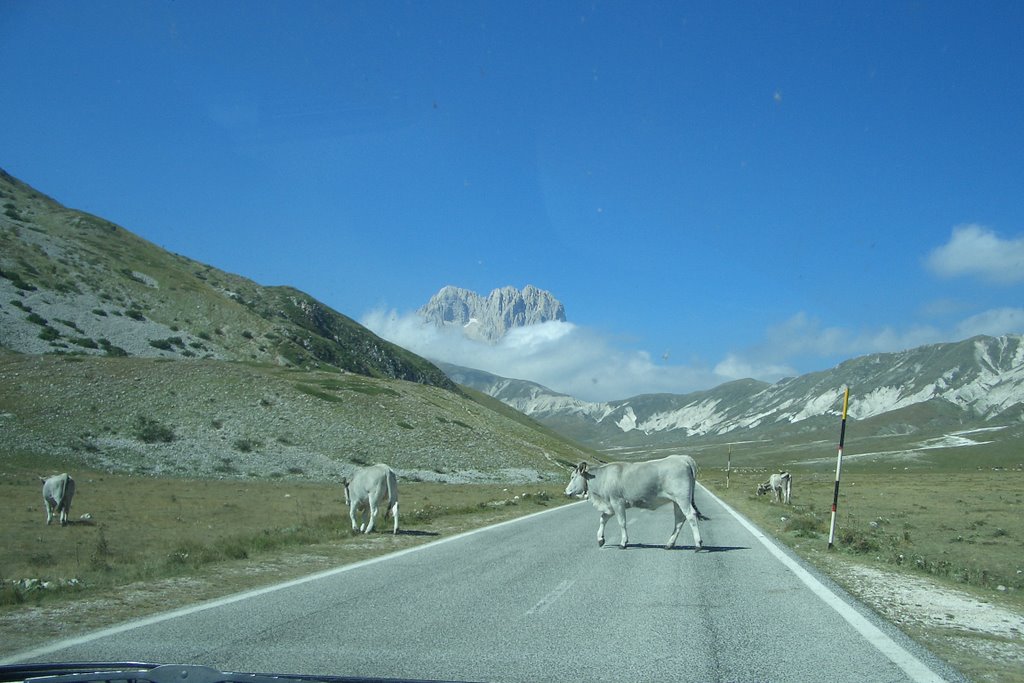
<box><xmin>825</xmin><ymin>558</ymin><xmax>1024</xmax><ymax>682</ymax></box>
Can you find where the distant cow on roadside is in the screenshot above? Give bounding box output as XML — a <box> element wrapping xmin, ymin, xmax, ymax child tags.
<box><xmin>342</xmin><ymin>464</ymin><xmax>399</xmax><ymax>534</ymax></box>
<box><xmin>757</xmin><ymin>471</ymin><xmax>792</xmax><ymax>504</ymax></box>
<box><xmin>564</xmin><ymin>454</ymin><xmax>709</xmax><ymax>550</ymax></box>
<box><xmin>40</xmin><ymin>473</ymin><xmax>76</xmax><ymax>526</ymax></box>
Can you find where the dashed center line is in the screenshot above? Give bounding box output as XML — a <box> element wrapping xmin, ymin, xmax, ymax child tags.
<box><xmin>526</xmin><ymin>579</ymin><xmax>575</xmax><ymax>615</ymax></box>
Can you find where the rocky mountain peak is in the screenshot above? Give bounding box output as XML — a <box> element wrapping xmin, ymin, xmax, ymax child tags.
<box><xmin>418</xmin><ymin>285</ymin><xmax>567</xmax><ymax>342</ymax></box>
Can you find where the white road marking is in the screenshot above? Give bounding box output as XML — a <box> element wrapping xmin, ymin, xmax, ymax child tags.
<box><xmin>699</xmin><ymin>483</ymin><xmax>949</xmax><ymax>683</ymax></box>
<box><xmin>526</xmin><ymin>579</ymin><xmax>575</xmax><ymax>615</ymax></box>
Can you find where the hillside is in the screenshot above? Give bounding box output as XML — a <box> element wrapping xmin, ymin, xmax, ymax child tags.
<box><xmin>0</xmin><ymin>168</ymin><xmax>453</xmax><ymax>388</ymax></box>
<box><xmin>0</xmin><ymin>168</ymin><xmax>596</xmax><ymax>481</ymax></box>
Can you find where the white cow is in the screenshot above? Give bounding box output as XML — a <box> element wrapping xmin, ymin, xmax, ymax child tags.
<box><xmin>757</xmin><ymin>471</ymin><xmax>792</xmax><ymax>504</ymax></box>
<box><xmin>41</xmin><ymin>473</ymin><xmax>75</xmax><ymax>526</ymax></box>
<box><xmin>564</xmin><ymin>454</ymin><xmax>709</xmax><ymax>550</ymax></box>
<box><xmin>342</xmin><ymin>464</ymin><xmax>399</xmax><ymax>534</ymax></box>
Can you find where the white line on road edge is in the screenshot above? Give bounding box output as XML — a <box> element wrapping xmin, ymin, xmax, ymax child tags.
<box><xmin>699</xmin><ymin>483</ymin><xmax>948</xmax><ymax>683</ymax></box>
<box><xmin>2</xmin><ymin>501</ymin><xmax>585</xmax><ymax>665</ymax></box>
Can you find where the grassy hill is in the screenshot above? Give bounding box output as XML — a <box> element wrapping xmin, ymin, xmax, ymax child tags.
<box><xmin>0</xmin><ymin>168</ymin><xmax>452</xmax><ymax>387</ymax></box>
<box><xmin>0</xmin><ymin>168</ymin><xmax>598</xmax><ymax>481</ymax></box>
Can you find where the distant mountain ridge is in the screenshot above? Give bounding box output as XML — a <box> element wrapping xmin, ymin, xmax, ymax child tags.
<box><xmin>440</xmin><ymin>335</ymin><xmax>1024</xmax><ymax>447</ymax></box>
<box><xmin>418</xmin><ymin>284</ymin><xmax>566</xmax><ymax>341</ymax></box>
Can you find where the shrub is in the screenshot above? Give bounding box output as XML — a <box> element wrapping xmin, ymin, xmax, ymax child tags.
<box><xmin>233</xmin><ymin>438</ymin><xmax>261</xmax><ymax>453</ymax></box>
<box><xmin>70</xmin><ymin>337</ymin><xmax>99</xmax><ymax>349</ymax></box>
<box><xmin>38</xmin><ymin>326</ymin><xmax>60</xmax><ymax>341</ymax></box>
<box><xmin>134</xmin><ymin>415</ymin><xmax>175</xmax><ymax>443</ymax></box>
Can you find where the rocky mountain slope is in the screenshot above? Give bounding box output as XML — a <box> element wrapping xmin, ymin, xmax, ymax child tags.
<box><xmin>0</xmin><ymin>168</ymin><xmax>595</xmax><ymax>481</ymax></box>
<box><xmin>442</xmin><ymin>335</ymin><xmax>1024</xmax><ymax>448</ymax></box>
<box><xmin>0</xmin><ymin>168</ymin><xmax>453</xmax><ymax>389</ymax></box>
<box><xmin>418</xmin><ymin>284</ymin><xmax>566</xmax><ymax>342</ymax></box>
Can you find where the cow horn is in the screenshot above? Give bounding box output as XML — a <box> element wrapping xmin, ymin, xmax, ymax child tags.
<box><xmin>577</xmin><ymin>462</ymin><xmax>588</xmax><ymax>473</ymax></box>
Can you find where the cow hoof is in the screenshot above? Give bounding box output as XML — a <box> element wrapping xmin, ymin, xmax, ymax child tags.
<box><xmin>619</xmin><ymin>544</ymin><xmax>627</xmax><ymax>550</ymax></box>
<box><xmin>597</xmin><ymin>538</ymin><xmax>605</xmax><ymax>547</ymax></box>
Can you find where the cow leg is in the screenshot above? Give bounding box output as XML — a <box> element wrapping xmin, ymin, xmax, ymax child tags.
<box><xmin>687</xmin><ymin>503</ymin><xmax>704</xmax><ymax>550</ymax></box>
<box><xmin>597</xmin><ymin>511</ymin><xmax>611</xmax><ymax>547</ymax></box>
<box><xmin>667</xmin><ymin>502</ymin><xmax>685</xmax><ymax>549</ymax></box>
<box><xmin>349</xmin><ymin>504</ymin><xmax>359</xmax><ymax>533</ymax></box>
<box><xmin>364</xmin><ymin>500</ymin><xmax>378</xmax><ymax>533</ymax></box>
<box><xmin>390</xmin><ymin>501</ymin><xmax>399</xmax><ymax>534</ymax></box>
<box><xmin>611</xmin><ymin>501</ymin><xmax>628</xmax><ymax>549</ymax></box>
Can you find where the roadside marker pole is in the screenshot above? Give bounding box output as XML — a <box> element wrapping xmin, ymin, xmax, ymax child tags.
<box><xmin>726</xmin><ymin>445</ymin><xmax>732</xmax><ymax>488</ymax></box>
<box><xmin>827</xmin><ymin>387</ymin><xmax>850</xmax><ymax>550</ymax></box>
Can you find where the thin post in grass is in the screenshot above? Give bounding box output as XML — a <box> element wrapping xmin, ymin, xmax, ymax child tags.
<box><xmin>827</xmin><ymin>387</ymin><xmax>851</xmax><ymax>550</ymax></box>
<box><xmin>726</xmin><ymin>444</ymin><xmax>732</xmax><ymax>488</ymax></box>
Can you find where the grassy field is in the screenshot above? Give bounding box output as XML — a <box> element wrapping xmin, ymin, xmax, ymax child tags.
<box><xmin>0</xmin><ymin>456</ymin><xmax>573</xmax><ymax>657</ymax></box>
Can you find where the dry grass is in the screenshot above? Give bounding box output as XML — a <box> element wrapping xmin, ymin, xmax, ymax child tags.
<box><xmin>702</xmin><ymin>466</ymin><xmax>1024</xmax><ymax>683</ymax></box>
<box><xmin>0</xmin><ymin>461</ymin><xmax>569</xmax><ymax>657</ymax></box>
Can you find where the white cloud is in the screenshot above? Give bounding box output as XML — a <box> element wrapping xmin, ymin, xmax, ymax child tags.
<box><xmin>926</xmin><ymin>224</ymin><xmax>1024</xmax><ymax>284</ymax></box>
<box><xmin>954</xmin><ymin>307</ymin><xmax>1024</xmax><ymax>338</ymax></box>
<box><xmin>361</xmin><ymin>309</ymin><xmax>723</xmax><ymax>402</ymax></box>
<box><xmin>362</xmin><ymin>303</ymin><xmax>1024</xmax><ymax>403</ymax></box>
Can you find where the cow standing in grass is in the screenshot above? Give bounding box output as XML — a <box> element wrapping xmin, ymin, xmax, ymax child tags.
<box><xmin>757</xmin><ymin>471</ymin><xmax>792</xmax><ymax>504</ymax></box>
<box><xmin>342</xmin><ymin>464</ymin><xmax>399</xmax><ymax>534</ymax></box>
<box><xmin>564</xmin><ymin>454</ymin><xmax>708</xmax><ymax>550</ymax></box>
<box><xmin>41</xmin><ymin>473</ymin><xmax>75</xmax><ymax>526</ymax></box>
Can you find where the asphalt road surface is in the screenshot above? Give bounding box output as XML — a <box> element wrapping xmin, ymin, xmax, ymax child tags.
<box><xmin>8</xmin><ymin>485</ymin><xmax>965</xmax><ymax>682</ymax></box>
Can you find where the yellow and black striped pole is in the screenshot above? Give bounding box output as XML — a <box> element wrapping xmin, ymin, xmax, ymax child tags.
<box><xmin>827</xmin><ymin>387</ymin><xmax>851</xmax><ymax>550</ymax></box>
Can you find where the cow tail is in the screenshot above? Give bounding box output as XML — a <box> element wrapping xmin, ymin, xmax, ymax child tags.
<box><xmin>693</xmin><ymin>503</ymin><xmax>711</xmax><ymax>521</ymax></box>
<box><xmin>385</xmin><ymin>469</ymin><xmax>398</xmax><ymax>518</ymax></box>
<box><xmin>688</xmin><ymin>460</ymin><xmax>710</xmax><ymax>520</ymax></box>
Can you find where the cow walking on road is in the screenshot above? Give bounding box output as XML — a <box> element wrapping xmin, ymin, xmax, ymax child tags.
<box><xmin>564</xmin><ymin>454</ymin><xmax>708</xmax><ymax>550</ymax></box>
<box><xmin>41</xmin><ymin>473</ymin><xmax>75</xmax><ymax>526</ymax></box>
<box><xmin>342</xmin><ymin>464</ymin><xmax>399</xmax><ymax>534</ymax></box>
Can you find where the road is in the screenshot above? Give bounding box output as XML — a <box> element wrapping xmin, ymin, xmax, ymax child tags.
<box><xmin>9</xmin><ymin>486</ymin><xmax>964</xmax><ymax>682</ymax></box>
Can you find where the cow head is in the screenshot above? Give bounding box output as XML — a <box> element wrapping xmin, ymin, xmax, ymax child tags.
<box><xmin>564</xmin><ymin>461</ymin><xmax>592</xmax><ymax>497</ymax></box>
<box><xmin>756</xmin><ymin>482</ymin><xmax>769</xmax><ymax>496</ymax></box>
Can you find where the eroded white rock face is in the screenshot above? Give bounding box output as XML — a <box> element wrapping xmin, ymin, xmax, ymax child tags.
<box><xmin>419</xmin><ymin>284</ymin><xmax>566</xmax><ymax>342</ymax></box>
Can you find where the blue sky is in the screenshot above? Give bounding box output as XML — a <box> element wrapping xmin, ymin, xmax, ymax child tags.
<box><xmin>2</xmin><ymin>1</ymin><xmax>1023</xmax><ymax>402</ymax></box>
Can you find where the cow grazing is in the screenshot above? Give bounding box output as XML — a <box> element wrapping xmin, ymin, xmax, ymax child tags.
<box><xmin>342</xmin><ymin>464</ymin><xmax>399</xmax><ymax>534</ymax></box>
<box><xmin>756</xmin><ymin>471</ymin><xmax>792</xmax><ymax>504</ymax></box>
<box><xmin>564</xmin><ymin>454</ymin><xmax>709</xmax><ymax>550</ymax></box>
<box><xmin>41</xmin><ymin>473</ymin><xmax>76</xmax><ymax>526</ymax></box>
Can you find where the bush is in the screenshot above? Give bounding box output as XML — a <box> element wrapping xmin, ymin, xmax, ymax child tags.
<box><xmin>38</xmin><ymin>326</ymin><xmax>60</xmax><ymax>341</ymax></box>
<box><xmin>134</xmin><ymin>415</ymin><xmax>175</xmax><ymax>443</ymax></box>
<box><xmin>233</xmin><ymin>438</ymin><xmax>261</xmax><ymax>453</ymax></box>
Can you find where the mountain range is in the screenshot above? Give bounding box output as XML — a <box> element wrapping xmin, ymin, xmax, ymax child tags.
<box><xmin>438</xmin><ymin>335</ymin><xmax>1024</xmax><ymax>449</ymax></box>
<box><xmin>4</xmin><ymin>165</ymin><xmax>1023</xmax><ymax>469</ymax></box>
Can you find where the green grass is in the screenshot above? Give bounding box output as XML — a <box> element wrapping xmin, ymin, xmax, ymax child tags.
<box><xmin>703</xmin><ymin>467</ymin><xmax>1024</xmax><ymax>595</ymax></box>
